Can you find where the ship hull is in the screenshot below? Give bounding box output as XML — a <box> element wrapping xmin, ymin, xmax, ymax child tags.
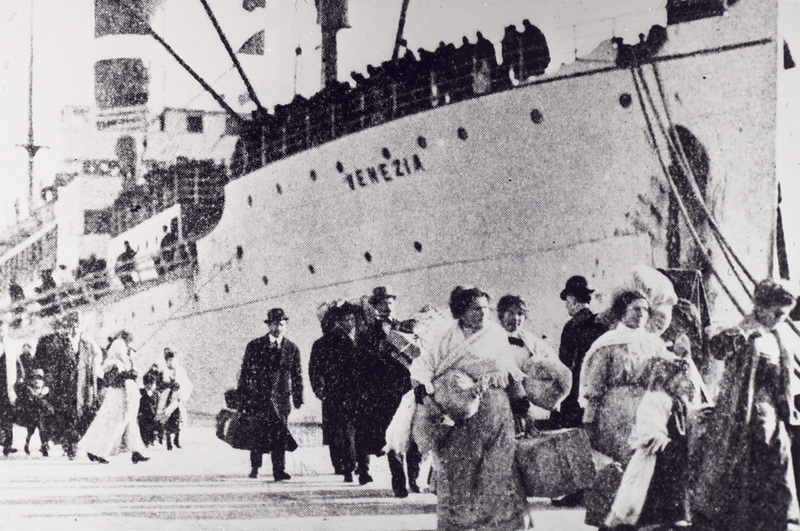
<box><xmin>87</xmin><ymin>1</ymin><xmax>777</xmax><ymax>419</ymax></box>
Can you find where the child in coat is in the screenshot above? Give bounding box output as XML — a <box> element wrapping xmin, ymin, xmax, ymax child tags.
<box><xmin>138</xmin><ymin>370</ymin><xmax>161</xmax><ymax>447</ymax></box>
<box><xmin>15</xmin><ymin>369</ymin><xmax>54</xmax><ymax>457</ymax></box>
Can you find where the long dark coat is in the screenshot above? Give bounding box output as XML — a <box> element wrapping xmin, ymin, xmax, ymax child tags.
<box><xmin>355</xmin><ymin>321</ymin><xmax>413</xmax><ymax>456</ymax></box>
<box><xmin>551</xmin><ymin>308</ymin><xmax>606</xmax><ymax>428</ymax></box>
<box><xmin>309</xmin><ymin>330</ymin><xmax>359</xmax><ymax>445</ymax></box>
<box><xmin>34</xmin><ymin>333</ymin><xmax>78</xmax><ymax>445</ymax></box>
<box><xmin>693</xmin><ymin>323</ymin><xmax>800</xmax><ymax>530</ymax></box>
<box><xmin>237</xmin><ymin>335</ymin><xmax>303</xmax><ymax>452</ymax></box>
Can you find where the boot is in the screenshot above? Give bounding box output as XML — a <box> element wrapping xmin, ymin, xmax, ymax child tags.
<box><xmin>174</xmin><ymin>432</ymin><xmax>181</xmax><ymax>449</ymax></box>
<box><xmin>166</xmin><ymin>434</ymin><xmax>173</xmax><ymax>451</ymax></box>
<box><xmin>131</xmin><ymin>451</ymin><xmax>150</xmax><ymax>464</ymax></box>
<box><xmin>248</xmin><ymin>467</ymin><xmax>259</xmax><ymax>478</ymax></box>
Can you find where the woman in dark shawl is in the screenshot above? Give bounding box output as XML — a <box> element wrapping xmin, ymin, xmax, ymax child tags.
<box><xmin>693</xmin><ymin>279</ymin><xmax>800</xmax><ymax>531</ymax></box>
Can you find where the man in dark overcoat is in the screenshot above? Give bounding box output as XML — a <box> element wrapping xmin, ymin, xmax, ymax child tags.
<box><xmin>549</xmin><ymin>275</ymin><xmax>607</xmax><ymax>431</ymax></box>
<box><xmin>0</xmin><ymin>321</ymin><xmax>19</xmax><ymax>456</ymax></box>
<box><xmin>34</xmin><ymin>317</ymin><xmax>79</xmax><ymax>459</ymax></box>
<box><xmin>547</xmin><ymin>275</ymin><xmax>607</xmax><ymax>508</ymax></box>
<box><xmin>309</xmin><ymin>302</ymin><xmax>360</xmax><ymax>482</ymax></box>
<box><xmin>354</xmin><ymin>286</ymin><xmax>421</xmax><ymax>497</ymax></box>
<box><xmin>238</xmin><ymin>308</ymin><xmax>303</xmax><ymax>480</ymax></box>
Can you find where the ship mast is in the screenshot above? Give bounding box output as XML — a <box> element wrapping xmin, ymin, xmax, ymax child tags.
<box><xmin>18</xmin><ymin>0</ymin><xmax>46</xmax><ymax>220</ymax></box>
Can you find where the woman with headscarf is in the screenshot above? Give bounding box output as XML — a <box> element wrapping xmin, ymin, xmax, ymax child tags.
<box><xmin>579</xmin><ymin>289</ymin><xmax>674</xmax><ymax>464</ymax></box>
<box><xmin>410</xmin><ymin>286</ymin><xmax>528</xmax><ymax>531</ymax></box>
<box><xmin>78</xmin><ymin>330</ymin><xmax>149</xmax><ymax>464</ymax></box>
<box><xmin>693</xmin><ymin>279</ymin><xmax>800</xmax><ymax>531</ymax></box>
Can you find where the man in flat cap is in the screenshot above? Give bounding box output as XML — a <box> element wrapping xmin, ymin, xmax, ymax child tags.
<box><xmin>354</xmin><ymin>286</ymin><xmax>421</xmax><ymax>497</ymax></box>
<box><xmin>238</xmin><ymin>308</ymin><xmax>303</xmax><ymax>480</ymax></box>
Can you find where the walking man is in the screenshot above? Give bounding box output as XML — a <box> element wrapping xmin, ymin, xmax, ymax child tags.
<box><xmin>355</xmin><ymin>286</ymin><xmax>421</xmax><ymax>497</ymax></box>
<box><xmin>238</xmin><ymin>308</ymin><xmax>303</xmax><ymax>480</ymax></box>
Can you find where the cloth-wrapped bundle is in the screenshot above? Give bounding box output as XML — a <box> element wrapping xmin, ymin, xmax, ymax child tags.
<box><xmin>432</xmin><ymin>369</ymin><xmax>481</xmax><ymax>421</ymax></box>
<box><xmin>519</xmin><ymin>355</ymin><xmax>572</xmax><ymax>411</ymax></box>
<box><xmin>411</xmin><ymin>370</ymin><xmax>481</xmax><ymax>454</ymax></box>
<box><xmin>515</xmin><ymin>428</ymin><xmax>595</xmax><ymax>498</ymax></box>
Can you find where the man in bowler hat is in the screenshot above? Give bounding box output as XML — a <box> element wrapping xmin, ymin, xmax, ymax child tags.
<box><xmin>354</xmin><ymin>286</ymin><xmax>421</xmax><ymax>497</ymax></box>
<box><xmin>238</xmin><ymin>308</ymin><xmax>304</xmax><ymax>480</ymax></box>
<box><xmin>550</xmin><ymin>276</ymin><xmax>607</xmax><ymax>431</ymax></box>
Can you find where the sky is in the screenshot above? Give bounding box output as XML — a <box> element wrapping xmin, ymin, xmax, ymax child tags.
<box><xmin>0</xmin><ymin>0</ymin><xmax>674</xmax><ymax>229</ymax></box>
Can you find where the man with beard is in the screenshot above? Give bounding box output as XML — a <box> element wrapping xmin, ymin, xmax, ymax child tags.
<box><xmin>309</xmin><ymin>302</ymin><xmax>360</xmax><ymax>482</ymax></box>
<box><xmin>355</xmin><ymin>286</ymin><xmax>421</xmax><ymax>497</ymax></box>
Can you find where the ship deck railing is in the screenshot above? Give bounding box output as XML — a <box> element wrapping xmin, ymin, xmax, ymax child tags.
<box><xmin>230</xmin><ymin>0</ymin><xmax>727</xmax><ymax>180</ymax></box>
<box><xmin>4</xmin><ymin>239</ymin><xmax>199</xmax><ymax>327</ymax></box>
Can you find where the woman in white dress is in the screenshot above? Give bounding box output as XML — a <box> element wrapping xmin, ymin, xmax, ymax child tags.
<box><xmin>78</xmin><ymin>331</ymin><xmax>149</xmax><ymax>464</ymax></box>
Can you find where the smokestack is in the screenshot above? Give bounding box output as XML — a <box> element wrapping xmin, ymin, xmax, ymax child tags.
<box><xmin>315</xmin><ymin>0</ymin><xmax>350</xmax><ymax>87</ymax></box>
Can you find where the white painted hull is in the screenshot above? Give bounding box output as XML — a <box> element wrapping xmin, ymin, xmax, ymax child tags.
<box><xmin>81</xmin><ymin>1</ymin><xmax>779</xmax><ymax>420</ymax></box>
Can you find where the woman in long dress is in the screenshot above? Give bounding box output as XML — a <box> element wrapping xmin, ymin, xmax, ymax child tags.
<box><xmin>78</xmin><ymin>331</ymin><xmax>149</xmax><ymax>464</ymax></box>
<box><xmin>579</xmin><ymin>290</ymin><xmax>673</xmax><ymax>464</ymax></box>
<box><xmin>410</xmin><ymin>286</ymin><xmax>528</xmax><ymax>531</ymax></box>
<box><xmin>693</xmin><ymin>279</ymin><xmax>800</xmax><ymax>531</ymax></box>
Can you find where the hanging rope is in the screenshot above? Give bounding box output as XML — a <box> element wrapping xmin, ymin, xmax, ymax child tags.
<box><xmin>632</xmin><ymin>66</ymin><xmax>753</xmax><ymax>299</ymax></box>
<box><xmin>640</xmin><ymin>63</ymin><xmax>759</xmax><ymax>288</ymax></box>
<box><xmin>631</xmin><ymin>66</ymin><xmax>747</xmax><ymax>316</ymax></box>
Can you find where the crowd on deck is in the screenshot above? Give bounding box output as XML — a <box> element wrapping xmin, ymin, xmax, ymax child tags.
<box><xmin>230</xmin><ymin>19</ymin><xmax>554</xmax><ymax>178</ymax></box>
<box><xmin>4</xmin><ymin>265</ymin><xmax>800</xmax><ymax>531</ymax></box>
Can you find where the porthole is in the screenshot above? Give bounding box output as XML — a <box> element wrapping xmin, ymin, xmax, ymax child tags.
<box><xmin>310</xmin><ymin>170</ymin><xmax>318</xmax><ymax>181</ymax></box>
<box><xmin>151</xmin><ymin>305</ymin><xmax>155</xmax><ymax>313</ymax></box>
<box><xmin>414</xmin><ymin>241</ymin><xmax>423</xmax><ymax>252</ymax></box>
<box><xmin>224</xmin><ymin>284</ymin><xmax>230</xmax><ymax>293</ymax></box>
<box><xmin>308</xmin><ymin>265</ymin><xmax>316</xmax><ymax>274</ymax></box>
<box><xmin>194</xmin><ymin>293</ymin><xmax>200</xmax><ymax>302</ymax></box>
<box><xmin>247</xmin><ymin>195</ymin><xmax>253</xmax><ymax>207</ymax></box>
<box><xmin>262</xmin><ymin>276</ymin><xmax>269</xmax><ymax>286</ymax></box>
<box><xmin>619</xmin><ymin>93</ymin><xmax>633</xmax><ymax>108</ymax></box>
<box><xmin>336</xmin><ymin>161</ymin><xmax>344</xmax><ymax>173</ymax></box>
<box><xmin>382</xmin><ymin>147</ymin><xmax>391</xmax><ymax>160</ymax></box>
<box><xmin>417</xmin><ymin>136</ymin><xmax>427</xmax><ymax>149</ymax></box>
<box><xmin>364</xmin><ymin>252</ymin><xmax>372</xmax><ymax>262</ymax></box>
<box><xmin>457</xmin><ymin>127</ymin><xmax>468</xmax><ymax>140</ymax></box>
<box><xmin>276</xmin><ymin>183</ymin><xmax>283</xmax><ymax>195</ymax></box>
<box><xmin>168</xmin><ymin>300</ymin><xmax>173</xmax><ymax>308</ymax></box>
<box><xmin>236</xmin><ymin>246</ymin><xmax>244</xmax><ymax>259</ymax></box>
<box><xmin>530</xmin><ymin>109</ymin><xmax>543</xmax><ymax>124</ymax></box>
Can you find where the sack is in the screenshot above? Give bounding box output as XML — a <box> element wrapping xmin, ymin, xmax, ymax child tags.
<box><xmin>515</xmin><ymin>428</ymin><xmax>595</xmax><ymax>498</ymax></box>
<box><xmin>605</xmin><ymin>449</ymin><xmax>657</xmax><ymax>527</ymax></box>
<box><xmin>584</xmin><ymin>461</ymin><xmax>625</xmax><ymax>527</ymax></box>
<box><xmin>412</xmin><ymin>397</ymin><xmax>455</xmax><ymax>455</ymax></box>
<box><xmin>432</xmin><ymin>370</ymin><xmax>481</xmax><ymax>422</ymax></box>
<box><xmin>215</xmin><ymin>408</ymin><xmax>298</xmax><ymax>452</ymax></box>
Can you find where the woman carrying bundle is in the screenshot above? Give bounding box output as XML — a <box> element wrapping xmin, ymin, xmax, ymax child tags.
<box><xmin>410</xmin><ymin>286</ymin><xmax>528</xmax><ymax>531</ymax></box>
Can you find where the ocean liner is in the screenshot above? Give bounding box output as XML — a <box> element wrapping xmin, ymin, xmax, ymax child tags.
<box><xmin>0</xmin><ymin>0</ymin><xmax>796</xmax><ymax>422</ymax></box>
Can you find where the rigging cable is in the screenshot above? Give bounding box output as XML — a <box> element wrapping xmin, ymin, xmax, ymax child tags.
<box><xmin>641</xmin><ymin>63</ymin><xmax>758</xmax><ymax>288</ymax></box>
<box><xmin>630</xmin><ymin>66</ymin><xmax>747</xmax><ymax>316</ymax></box>
<box><xmin>634</xmin><ymin>66</ymin><xmax>753</xmax><ymax>299</ymax></box>
<box><xmin>135</xmin><ymin>255</ymin><xmax>235</xmax><ymax>351</ymax></box>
